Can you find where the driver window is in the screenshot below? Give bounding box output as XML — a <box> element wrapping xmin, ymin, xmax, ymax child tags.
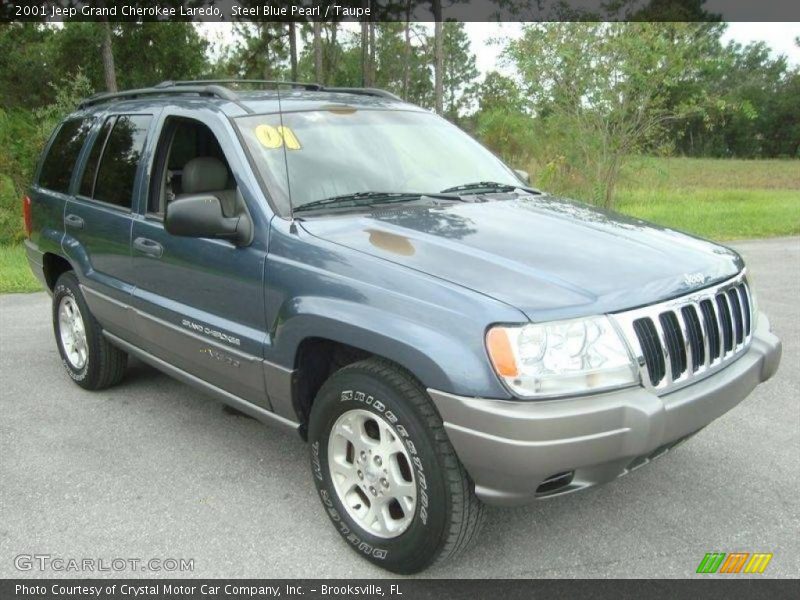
<box><xmin>149</xmin><ymin>118</ymin><xmax>236</xmax><ymax>217</ymax></box>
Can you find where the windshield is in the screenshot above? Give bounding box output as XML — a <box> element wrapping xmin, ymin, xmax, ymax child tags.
<box><xmin>236</xmin><ymin>109</ymin><xmax>521</xmax><ymax>215</ymax></box>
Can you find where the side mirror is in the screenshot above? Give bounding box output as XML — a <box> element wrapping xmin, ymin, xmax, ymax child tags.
<box><xmin>165</xmin><ymin>195</ymin><xmax>250</xmax><ymax>246</ymax></box>
<box><xmin>514</xmin><ymin>169</ymin><xmax>531</xmax><ymax>185</ymax></box>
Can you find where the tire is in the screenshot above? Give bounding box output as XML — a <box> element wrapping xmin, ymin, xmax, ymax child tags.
<box><xmin>308</xmin><ymin>357</ymin><xmax>485</xmax><ymax>574</ymax></box>
<box><xmin>52</xmin><ymin>272</ymin><xmax>127</xmax><ymax>391</ymax></box>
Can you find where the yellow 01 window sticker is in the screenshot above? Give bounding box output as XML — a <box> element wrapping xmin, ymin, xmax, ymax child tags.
<box><xmin>255</xmin><ymin>124</ymin><xmax>302</xmax><ymax>150</ymax></box>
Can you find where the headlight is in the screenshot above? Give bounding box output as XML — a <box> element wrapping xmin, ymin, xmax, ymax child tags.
<box><xmin>486</xmin><ymin>316</ymin><xmax>638</xmax><ymax>398</ymax></box>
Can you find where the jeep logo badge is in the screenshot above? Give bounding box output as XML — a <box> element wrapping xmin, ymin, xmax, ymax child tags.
<box><xmin>684</xmin><ymin>272</ymin><xmax>706</xmax><ymax>286</ymax></box>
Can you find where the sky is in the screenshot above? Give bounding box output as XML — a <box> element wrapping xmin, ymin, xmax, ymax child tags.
<box><xmin>199</xmin><ymin>22</ymin><xmax>800</xmax><ymax>76</ymax></box>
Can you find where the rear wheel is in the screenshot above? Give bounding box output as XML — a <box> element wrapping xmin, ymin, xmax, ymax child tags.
<box><xmin>308</xmin><ymin>358</ymin><xmax>485</xmax><ymax>574</ymax></box>
<box><xmin>52</xmin><ymin>272</ymin><xmax>127</xmax><ymax>390</ymax></box>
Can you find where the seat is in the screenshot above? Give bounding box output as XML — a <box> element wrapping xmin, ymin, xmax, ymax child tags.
<box><xmin>177</xmin><ymin>157</ymin><xmax>236</xmax><ymax>216</ymax></box>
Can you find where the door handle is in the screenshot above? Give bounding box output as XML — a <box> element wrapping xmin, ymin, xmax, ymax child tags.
<box><xmin>65</xmin><ymin>214</ymin><xmax>84</xmax><ymax>229</ymax></box>
<box><xmin>133</xmin><ymin>237</ymin><xmax>164</xmax><ymax>258</ymax></box>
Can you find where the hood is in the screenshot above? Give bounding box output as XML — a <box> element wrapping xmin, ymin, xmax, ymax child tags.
<box><xmin>299</xmin><ymin>195</ymin><xmax>743</xmax><ymax>322</ymax></box>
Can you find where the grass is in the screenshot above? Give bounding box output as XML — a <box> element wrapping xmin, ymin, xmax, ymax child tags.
<box><xmin>0</xmin><ymin>157</ymin><xmax>798</xmax><ymax>293</ymax></box>
<box><xmin>621</xmin><ymin>156</ymin><xmax>800</xmax><ymax>190</ymax></box>
<box><xmin>0</xmin><ymin>245</ymin><xmax>41</xmax><ymax>294</ymax></box>
<box><xmin>616</xmin><ymin>189</ymin><xmax>800</xmax><ymax>240</ymax></box>
<box><xmin>613</xmin><ymin>157</ymin><xmax>800</xmax><ymax>240</ymax></box>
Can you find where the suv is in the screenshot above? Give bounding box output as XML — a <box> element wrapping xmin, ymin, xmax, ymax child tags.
<box><xmin>24</xmin><ymin>81</ymin><xmax>781</xmax><ymax>574</ymax></box>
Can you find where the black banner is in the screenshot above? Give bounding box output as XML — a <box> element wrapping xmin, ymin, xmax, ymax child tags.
<box><xmin>3</xmin><ymin>0</ymin><xmax>800</xmax><ymax>23</ymax></box>
<box><xmin>2</xmin><ymin>579</ymin><xmax>800</xmax><ymax>600</ymax></box>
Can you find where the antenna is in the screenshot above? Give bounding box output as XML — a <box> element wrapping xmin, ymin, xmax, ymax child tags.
<box><xmin>275</xmin><ymin>83</ymin><xmax>295</xmax><ymax>222</ymax></box>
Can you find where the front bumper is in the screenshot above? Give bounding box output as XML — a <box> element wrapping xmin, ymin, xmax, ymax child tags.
<box><xmin>428</xmin><ymin>313</ymin><xmax>782</xmax><ymax>506</ymax></box>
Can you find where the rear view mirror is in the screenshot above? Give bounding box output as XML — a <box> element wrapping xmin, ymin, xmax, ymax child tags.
<box><xmin>165</xmin><ymin>195</ymin><xmax>250</xmax><ymax>246</ymax></box>
<box><xmin>514</xmin><ymin>169</ymin><xmax>531</xmax><ymax>185</ymax></box>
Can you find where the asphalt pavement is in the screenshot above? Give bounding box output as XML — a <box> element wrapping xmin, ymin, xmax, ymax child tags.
<box><xmin>1</xmin><ymin>237</ymin><xmax>798</xmax><ymax>579</ymax></box>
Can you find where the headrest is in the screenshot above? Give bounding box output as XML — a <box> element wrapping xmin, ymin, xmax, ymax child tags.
<box><xmin>182</xmin><ymin>157</ymin><xmax>227</xmax><ymax>194</ymax></box>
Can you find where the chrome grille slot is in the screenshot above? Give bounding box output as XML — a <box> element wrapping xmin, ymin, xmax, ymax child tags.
<box><xmin>633</xmin><ymin>318</ymin><xmax>665</xmax><ymax>386</ymax></box>
<box><xmin>700</xmin><ymin>299</ymin><xmax>721</xmax><ymax>360</ymax></box>
<box><xmin>739</xmin><ymin>284</ymin><xmax>751</xmax><ymax>335</ymax></box>
<box><xmin>681</xmin><ymin>305</ymin><xmax>704</xmax><ymax>371</ymax></box>
<box><xmin>727</xmin><ymin>288</ymin><xmax>744</xmax><ymax>345</ymax></box>
<box><xmin>716</xmin><ymin>293</ymin><xmax>734</xmax><ymax>353</ymax></box>
<box><xmin>612</xmin><ymin>272</ymin><xmax>754</xmax><ymax>395</ymax></box>
<box><xmin>659</xmin><ymin>312</ymin><xmax>686</xmax><ymax>380</ymax></box>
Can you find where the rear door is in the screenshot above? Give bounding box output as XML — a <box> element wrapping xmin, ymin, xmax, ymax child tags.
<box><xmin>28</xmin><ymin>117</ymin><xmax>94</xmax><ymax>274</ymax></box>
<box><xmin>63</xmin><ymin>113</ymin><xmax>155</xmax><ymax>339</ymax></box>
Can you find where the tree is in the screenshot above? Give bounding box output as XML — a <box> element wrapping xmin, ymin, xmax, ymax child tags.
<box><xmin>433</xmin><ymin>18</ymin><xmax>444</xmax><ymax>114</ymax></box>
<box><xmin>53</xmin><ymin>22</ymin><xmax>209</xmax><ymax>90</ymax></box>
<box><xmin>472</xmin><ymin>72</ymin><xmax>535</xmax><ymax>165</ymax></box>
<box><xmin>670</xmin><ymin>39</ymin><xmax>797</xmax><ymax>158</ymax></box>
<box><xmin>504</xmin><ymin>22</ymin><xmax>731</xmax><ymax>208</ymax></box>
<box><xmin>402</xmin><ymin>2</ymin><xmax>413</xmax><ymax>98</ymax></box>
<box><xmin>313</xmin><ymin>22</ymin><xmax>323</xmax><ymax>83</ymax></box>
<box><xmin>475</xmin><ymin>72</ymin><xmax>526</xmax><ymax>114</ymax></box>
<box><xmin>99</xmin><ymin>18</ymin><xmax>117</xmax><ymax>92</ymax></box>
<box><xmin>361</xmin><ymin>19</ymin><xmax>371</xmax><ymax>86</ymax></box>
<box><xmin>298</xmin><ymin>23</ymin><xmax>360</xmax><ymax>88</ymax></box>
<box><xmin>0</xmin><ymin>23</ymin><xmax>59</xmax><ymax>108</ymax></box>
<box><xmin>371</xmin><ymin>23</ymin><xmax>434</xmax><ymax>107</ymax></box>
<box><xmin>441</xmin><ymin>22</ymin><xmax>478</xmax><ymax>122</ymax></box>
<box><xmin>221</xmin><ymin>23</ymin><xmax>288</xmax><ymax>80</ymax></box>
<box><xmin>299</xmin><ymin>21</ymin><xmax>351</xmax><ymax>86</ymax></box>
<box><xmin>0</xmin><ymin>71</ymin><xmax>93</xmax><ymax>244</ymax></box>
<box><xmin>288</xmin><ymin>22</ymin><xmax>298</xmax><ymax>81</ymax></box>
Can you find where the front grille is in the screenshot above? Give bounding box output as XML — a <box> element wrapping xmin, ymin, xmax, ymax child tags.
<box><xmin>613</xmin><ymin>273</ymin><xmax>754</xmax><ymax>394</ymax></box>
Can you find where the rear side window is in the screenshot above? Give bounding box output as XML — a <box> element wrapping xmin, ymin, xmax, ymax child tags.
<box><xmin>38</xmin><ymin>118</ymin><xmax>93</xmax><ymax>193</ymax></box>
<box><xmin>79</xmin><ymin>117</ymin><xmax>115</xmax><ymax>197</ymax></box>
<box><xmin>92</xmin><ymin>115</ymin><xmax>152</xmax><ymax>209</ymax></box>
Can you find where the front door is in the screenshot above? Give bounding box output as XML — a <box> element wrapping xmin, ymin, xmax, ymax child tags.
<box><xmin>126</xmin><ymin>114</ymin><xmax>271</xmax><ymax>408</ymax></box>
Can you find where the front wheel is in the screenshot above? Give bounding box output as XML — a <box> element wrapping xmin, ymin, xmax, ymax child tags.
<box><xmin>308</xmin><ymin>358</ymin><xmax>485</xmax><ymax>574</ymax></box>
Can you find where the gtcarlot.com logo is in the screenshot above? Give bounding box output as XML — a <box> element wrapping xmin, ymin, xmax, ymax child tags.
<box><xmin>696</xmin><ymin>552</ymin><xmax>773</xmax><ymax>574</ymax></box>
<box><xmin>14</xmin><ymin>554</ymin><xmax>194</xmax><ymax>573</ymax></box>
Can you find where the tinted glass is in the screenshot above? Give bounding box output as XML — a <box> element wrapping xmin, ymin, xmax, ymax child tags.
<box><xmin>38</xmin><ymin>119</ymin><xmax>93</xmax><ymax>193</ymax></box>
<box><xmin>93</xmin><ymin>115</ymin><xmax>152</xmax><ymax>208</ymax></box>
<box><xmin>236</xmin><ymin>110</ymin><xmax>519</xmax><ymax>213</ymax></box>
<box><xmin>79</xmin><ymin>116</ymin><xmax>115</xmax><ymax>197</ymax></box>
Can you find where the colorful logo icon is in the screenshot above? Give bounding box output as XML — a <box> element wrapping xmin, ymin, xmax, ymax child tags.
<box><xmin>696</xmin><ymin>552</ymin><xmax>773</xmax><ymax>574</ymax></box>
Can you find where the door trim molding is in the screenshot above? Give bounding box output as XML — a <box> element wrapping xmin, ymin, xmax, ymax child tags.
<box><xmin>104</xmin><ymin>331</ymin><xmax>300</xmax><ymax>432</ymax></box>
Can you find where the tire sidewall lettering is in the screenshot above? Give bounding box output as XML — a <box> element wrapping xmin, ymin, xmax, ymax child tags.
<box><xmin>311</xmin><ymin>383</ymin><xmax>437</xmax><ymax>562</ymax></box>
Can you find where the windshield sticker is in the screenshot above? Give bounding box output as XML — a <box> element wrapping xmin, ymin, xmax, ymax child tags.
<box><xmin>255</xmin><ymin>124</ymin><xmax>302</xmax><ymax>150</ymax></box>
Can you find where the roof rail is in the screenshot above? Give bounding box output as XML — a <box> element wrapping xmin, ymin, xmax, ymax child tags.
<box><xmin>321</xmin><ymin>87</ymin><xmax>403</xmax><ymax>102</ymax></box>
<box><xmin>161</xmin><ymin>80</ymin><xmax>402</xmax><ymax>101</ymax></box>
<box><xmin>78</xmin><ymin>80</ymin><xmax>405</xmax><ymax>110</ymax></box>
<box><xmin>77</xmin><ymin>84</ymin><xmax>242</xmax><ymax>110</ymax></box>
<box><xmin>157</xmin><ymin>79</ymin><xmax>324</xmax><ymax>91</ymax></box>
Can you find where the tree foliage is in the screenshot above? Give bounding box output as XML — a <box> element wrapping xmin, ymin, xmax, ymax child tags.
<box><xmin>503</xmin><ymin>22</ymin><xmax>756</xmax><ymax>207</ymax></box>
<box><xmin>441</xmin><ymin>22</ymin><xmax>479</xmax><ymax>123</ymax></box>
<box><xmin>0</xmin><ymin>71</ymin><xmax>93</xmax><ymax>244</ymax></box>
<box><xmin>0</xmin><ymin>19</ymin><xmax>797</xmax><ymax>237</ymax></box>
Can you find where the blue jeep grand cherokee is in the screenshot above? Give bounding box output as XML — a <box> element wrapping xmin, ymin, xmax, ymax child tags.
<box><xmin>23</xmin><ymin>81</ymin><xmax>782</xmax><ymax>573</ymax></box>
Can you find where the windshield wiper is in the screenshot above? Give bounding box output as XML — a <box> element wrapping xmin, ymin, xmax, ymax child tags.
<box><xmin>293</xmin><ymin>191</ymin><xmax>461</xmax><ymax>214</ymax></box>
<box><xmin>440</xmin><ymin>181</ymin><xmax>521</xmax><ymax>194</ymax></box>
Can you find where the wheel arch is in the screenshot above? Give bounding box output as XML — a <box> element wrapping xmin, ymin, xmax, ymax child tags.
<box><xmin>269</xmin><ymin>298</ymin><xmax>509</xmax><ymax>433</ymax></box>
<box><xmin>285</xmin><ymin>326</ymin><xmax>451</xmax><ymax>436</ymax></box>
<box><xmin>42</xmin><ymin>252</ymin><xmax>74</xmax><ymax>291</ymax></box>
